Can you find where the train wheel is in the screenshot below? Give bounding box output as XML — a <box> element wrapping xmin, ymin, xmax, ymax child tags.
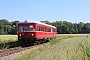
<box><xmin>40</xmin><ymin>40</ymin><xmax>43</xmax><ymax>44</ymax></box>
<box><xmin>46</xmin><ymin>38</ymin><xmax>50</xmax><ymax>42</ymax></box>
<box><xmin>35</xmin><ymin>41</ymin><xmax>40</xmax><ymax>45</ymax></box>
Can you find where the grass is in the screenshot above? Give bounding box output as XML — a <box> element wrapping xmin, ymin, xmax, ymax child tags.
<box><xmin>0</xmin><ymin>34</ymin><xmax>90</xmax><ymax>60</ymax></box>
<box><xmin>50</xmin><ymin>38</ymin><xmax>60</xmax><ymax>45</ymax></box>
<box><xmin>66</xmin><ymin>35</ymin><xmax>90</xmax><ymax>60</ymax></box>
<box><xmin>0</xmin><ymin>35</ymin><xmax>20</xmax><ymax>49</ymax></box>
<box><xmin>0</xmin><ymin>35</ymin><xmax>17</xmax><ymax>41</ymax></box>
<box><xmin>75</xmin><ymin>36</ymin><xmax>90</xmax><ymax>60</ymax></box>
<box><xmin>13</xmin><ymin>47</ymin><xmax>40</xmax><ymax>60</ymax></box>
<box><xmin>13</xmin><ymin>34</ymin><xmax>90</xmax><ymax>60</ymax></box>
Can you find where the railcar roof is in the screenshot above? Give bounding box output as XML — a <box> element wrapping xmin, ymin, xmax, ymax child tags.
<box><xmin>18</xmin><ymin>20</ymin><xmax>56</xmax><ymax>28</ymax></box>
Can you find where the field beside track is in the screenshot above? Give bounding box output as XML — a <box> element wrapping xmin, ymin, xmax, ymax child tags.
<box><xmin>13</xmin><ymin>34</ymin><xmax>90</xmax><ymax>60</ymax></box>
<box><xmin>0</xmin><ymin>35</ymin><xmax>18</xmax><ymax>49</ymax></box>
<box><xmin>0</xmin><ymin>35</ymin><xmax>17</xmax><ymax>45</ymax></box>
<box><xmin>0</xmin><ymin>35</ymin><xmax>17</xmax><ymax>41</ymax></box>
<box><xmin>0</xmin><ymin>34</ymin><xmax>89</xmax><ymax>43</ymax></box>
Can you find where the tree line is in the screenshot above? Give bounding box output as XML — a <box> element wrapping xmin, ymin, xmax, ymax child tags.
<box><xmin>0</xmin><ymin>19</ymin><xmax>19</xmax><ymax>35</ymax></box>
<box><xmin>0</xmin><ymin>19</ymin><xmax>90</xmax><ymax>35</ymax></box>
<box><xmin>41</xmin><ymin>20</ymin><xmax>90</xmax><ymax>34</ymax></box>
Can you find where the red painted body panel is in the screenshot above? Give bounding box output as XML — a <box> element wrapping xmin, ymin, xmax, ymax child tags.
<box><xmin>17</xmin><ymin>22</ymin><xmax>57</xmax><ymax>40</ymax></box>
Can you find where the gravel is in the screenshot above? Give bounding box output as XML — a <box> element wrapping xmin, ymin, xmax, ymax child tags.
<box><xmin>0</xmin><ymin>44</ymin><xmax>45</xmax><ymax>60</ymax></box>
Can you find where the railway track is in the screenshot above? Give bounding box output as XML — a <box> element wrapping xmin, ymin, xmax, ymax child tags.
<box><xmin>0</xmin><ymin>46</ymin><xmax>29</xmax><ymax>57</ymax></box>
<box><xmin>0</xmin><ymin>41</ymin><xmax>48</xmax><ymax>57</ymax></box>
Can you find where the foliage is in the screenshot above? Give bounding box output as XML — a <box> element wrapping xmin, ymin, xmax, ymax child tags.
<box><xmin>13</xmin><ymin>34</ymin><xmax>89</xmax><ymax>60</ymax></box>
<box><xmin>49</xmin><ymin>34</ymin><xmax>77</xmax><ymax>45</ymax></box>
<box><xmin>41</xmin><ymin>20</ymin><xmax>90</xmax><ymax>34</ymax></box>
<box><xmin>0</xmin><ymin>19</ymin><xmax>90</xmax><ymax>35</ymax></box>
<box><xmin>50</xmin><ymin>38</ymin><xmax>60</xmax><ymax>45</ymax></box>
<box><xmin>0</xmin><ymin>40</ymin><xmax>23</xmax><ymax>49</ymax></box>
<box><xmin>79</xmin><ymin>39</ymin><xmax>90</xmax><ymax>60</ymax></box>
<box><xmin>0</xmin><ymin>35</ymin><xmax>23</xmax><ymax>49</ymax></box>
<box><xmin>0</xmin><ymin>19</ymin><xmax>19</xmax><ymax>35</ymax></box>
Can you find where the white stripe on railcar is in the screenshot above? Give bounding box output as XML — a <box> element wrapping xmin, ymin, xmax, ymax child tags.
<box><xmin>18</xmin><ymin>20</ymin><xmax>56</xmax><ymax>28</ymax></box>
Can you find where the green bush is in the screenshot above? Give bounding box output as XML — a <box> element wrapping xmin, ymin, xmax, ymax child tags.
<box><xmin>50</xmin><ymin>38</ymin><xmax>60</xmax><ymax>45</ymax></box>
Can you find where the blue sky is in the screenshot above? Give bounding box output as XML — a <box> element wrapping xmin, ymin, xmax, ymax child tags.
<box><xmin>0</xmin><ymin>0</ymin><xmax>90</xmax><ymax>23</ymax></box>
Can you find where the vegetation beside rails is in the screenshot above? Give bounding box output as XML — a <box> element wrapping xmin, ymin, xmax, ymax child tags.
<box><xmin>0</xmin><ymin>35</ymin><xmax>22</xmax><ymax>49</ymax></box>
<box><xmin>13</xmin><ymin>47</ymin><xmax>40</xmax><ymax>60</ymax></box>
<box><xmin>0</xmin><ymin>34</ymin><xmax>78</xmax><ymax>49</ymax></box>
<box><xmin>0</xmin><ymin>40</ymin><xmax>23</xmax><ymax>49</ymax></box>
<box><xmin>50</xmin><ymin>34</ymin><xmax>85</xmax><ymax>45</ymax></box>
<box><xmin>79</xmin><ymin>39</ymin><xmax>90</xmax><ymax>60</ymax></box>
<box><xmin>13</xmin><ymin>34</ymin><xmax>86</xmax><ymax>60</ymax></box>
<box><xmin>1</xmin><ymin>34</ymin><xmax>90</xmax><ymax>60</ymax></box>
<box><xmin>67</xmin><ymin>36</ymin><xmax>90</xmax><ymax>60</ymax></box>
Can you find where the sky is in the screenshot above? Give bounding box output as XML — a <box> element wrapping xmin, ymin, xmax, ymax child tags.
<box><xmin>0</xmin><ymin>0</ymin><xmax>90</xmax><ymax>23</ymax></box>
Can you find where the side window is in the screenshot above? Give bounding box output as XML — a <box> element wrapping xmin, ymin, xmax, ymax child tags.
<box><xmin>46</xmin><ymin>28</ymin><xmax>48</xmax><ymax>32</ymax></box>
<box><xmin>49</xmin><ymin>28</ymin><xmax>51</xmax><ymax>32</ymax></box>
<box><xmin>19</xmin><ymin>26</ymin><xmax>23</xmax><ymax>32</ymax></box>
<box><xmin>53</xmin><ymin>29</ymin><xmax>55</xmax><ymax>32</ymax></box>
<box><xmin>45</xmin><ymin>28</ymin><xmax>47</xmax><ymax>32</ymax></box>
<box><xmin>38</xmin><ymin>26</ymin><xmax>41</xmax><ymax>31</ymax></box>
<box><xmin>45</xmin><ymin>28</ymin><xmax>51</xmax><ymax>32</ymax></box>
<box><xmin>41</xmin><ymin>26</ymin><xmax>44</xmax><ymax>31</ymax></box>
<box><xmin>37</xmin><ymin>26</ymin><xmax>45</xmax><ymax>31</ymax></box>
<box><xmin>41</xmin><ymin>26</ymin><xmax>42</xmax><ymax>31</ymax></box>
<box><xmin>42</xmin><ymin>27</ymin><xmax>44</xmax><ymax>31</ymax></box>
<box><xmin>37</xmin><ymin>26</ymin><xmax>39</xmax><ymax>31</ymax></box>
<box><xmin>37</xmin><ymin>26</ymin><xmax>44</xmax><ymax>31</ymax></box>
<box><xmin>48</xmin><ymin>28</ymin><xmax>51</xmax><ymax>32</ymax></box>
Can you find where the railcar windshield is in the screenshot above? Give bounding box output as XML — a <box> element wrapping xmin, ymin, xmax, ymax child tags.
<box><xmin>30</xmin><ymin>25</ymin><xmax>34</xmax><ymax>31</ymax></box>
<box><xmin>23</xmin><ymin>26</ymin><xmax>28</xmax><ymax>31</ymax></box>
<box><xmin>18</xmin><ymin>26</ymin><xmax>23</xmax><ymax>32</ymax></box>
<box><xmin>18</xmin><ymin>25</ymin><xmax>34</xmax><ymax>32</ymax></box>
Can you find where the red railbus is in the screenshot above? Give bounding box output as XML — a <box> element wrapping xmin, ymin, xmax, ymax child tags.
<box><xmin>17</xmin><ymin>20</ymin><xmax>57</xmax><ymax>44</ymax></box>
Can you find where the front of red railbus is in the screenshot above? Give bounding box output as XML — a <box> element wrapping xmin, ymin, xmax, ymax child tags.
<box><xmin>17</xmin><ymin>20</ymin><xmax>36</xmax><ymax>44</ymax></box>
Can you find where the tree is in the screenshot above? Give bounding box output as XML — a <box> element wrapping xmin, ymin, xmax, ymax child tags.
<box><xmin>40</xmin><ymin>20</ymin><xmax>51</xmax><ymax>25</ymax></box>
<box><xmin>0</xmin><ymin>23</ymin><xmax>4</xmax><ymax>34</ymax></box>
<box><xmin>82</xmin><ymin>23</ymin><xmax>90</xmax><ymax>33</ymax></box>
<box><xmin>77</xmin><ymin>22</ymin><xmax>84</xmax><ymax>33</ymax></box>
<box><xmin>0</xmin><ymin>19</ymin><xmax>19</xmax><ymax>35</ymax></box>
<box><xmin>0</xmin><ymin>19</ymin><xmax>90</xmax><ymax>35</ymax></box>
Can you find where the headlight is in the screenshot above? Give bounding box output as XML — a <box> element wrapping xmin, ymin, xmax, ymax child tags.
<box><xmin>20</xmin><ymin>34</ymin><xmax>21</xmax><ymax>36</ymax></box>
<box><xmin>32</xmin><ymin>34</ymin><xmax>34</xmax><ymax>36</ymax></box>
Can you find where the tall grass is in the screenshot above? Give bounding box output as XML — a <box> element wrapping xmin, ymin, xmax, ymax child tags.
<box><xmin>50</xmin><ymin>38</ymin><xmax>60</xmax><ymax>45</ymax></box>
<box><xmin>67</xmin><ymin>35</ymin><xmax>90</xmax><ymax>60</ymax></box>
<box><xmin>13</xmin><ymin>34</ymin><xmax>83</xmax><ymax>60</ymax></box>
<box><xmin>79</xmin><ymin>39</ymin><xmax>90</xmax><ymax>60</ymax></box>
<box><xmin>0</xmin><ymin>39</ymin><xmax>23</xmax><ymax>49</ymax></box>
<box><xmin>0</xmin><ymin>35</ymin><xmax>23</xmax><ymax>49</ymax></box>
<box><xmin>50</xmin><ymin>34</ymin><xmax>79</xmax><ymax>45</ymax></box>
<box><xmin>13</xmin><ymin>34</ymin><xmax>90</xmax><ymax>60</ymax></box>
